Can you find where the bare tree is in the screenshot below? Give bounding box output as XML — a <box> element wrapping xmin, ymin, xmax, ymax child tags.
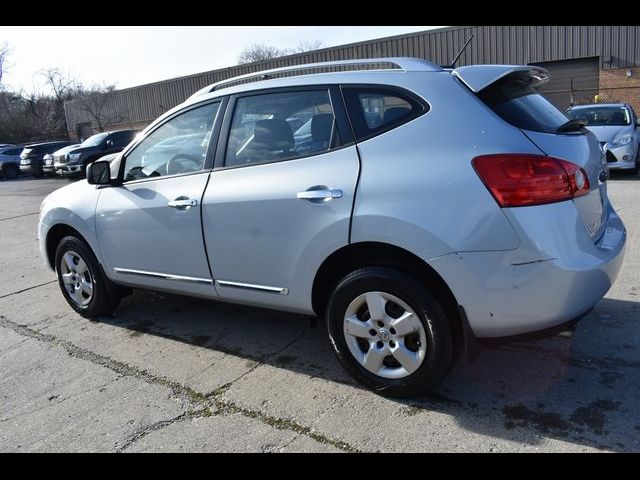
<box><xmin>22</xmin><ymin>90</ymin><xmax>63</xmax><ymax>140</ymax></box>
<box><xmin>74</xmin><ymin>84</ymin><xmax>128</xmax><ymax>132</ymax></box>
<box><xmin>0</xmin><ymin>42</ymin><xmax>10</xmax><ymax>87</ymax></box>
<box><xmin>38</xmin><ymin>68</ymin><xmax>82</xmax><ymax>136</ymax></box>
<box><xmin>237</xmin><ymin>44</ymin><xmax>284</xmax><ymax>64</ymax></box>
<box><xmin>290</xmin><ymin>40</ymin><xmax>324</xmax><ymax>54</ymax></box>
<box><xmin>237</xmin><ymin>40</ymin><xmax>324</xmax><ymax>64</ymax></box>
<box><xmin>40</xmin><ymin>68</ymin><xmax>82</xmax><ymax>103</ymax></box>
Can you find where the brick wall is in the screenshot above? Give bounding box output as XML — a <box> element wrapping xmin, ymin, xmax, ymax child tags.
<box><xmin>598</xmin><ymin>68</ymin><xmax>640</xmax><ymax>113</ymax></box>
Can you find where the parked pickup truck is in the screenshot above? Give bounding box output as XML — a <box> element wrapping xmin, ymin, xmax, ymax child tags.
<box><xmin>53</xmin><ymin>130</ymin><xmax>137</xmax><ymax>177</ymax></box>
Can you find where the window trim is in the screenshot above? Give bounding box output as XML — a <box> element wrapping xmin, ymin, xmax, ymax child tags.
<box><xmin>340</xmin><ymin>84</ymin><xmax>429</xmax><ymax>143</ymax></box>
<box><xmin>117</xmin><ymin>97</ymin><xmax>227</xmax><ymax>184</ymax></box>
<box><xmin>214</xmin><ymin>85</ymin><xmax>354</xmax><ymax>171</ymax></box>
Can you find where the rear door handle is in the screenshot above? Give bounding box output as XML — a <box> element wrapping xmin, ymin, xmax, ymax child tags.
<box><xmin>168</xmin><ymin>197</ymin><xmax>197</xmax><ymax>209</ymax></box>
<box><xmin>296</xmin><ymin>189</ymin><xmax>343</xmax><ymax>200</ymax></box>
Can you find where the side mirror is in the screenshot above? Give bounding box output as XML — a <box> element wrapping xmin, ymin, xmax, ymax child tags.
<box><xmin>86</xmin><ymin>161</ymin><xmax>112</xmax><ymax>185</ymax></box>
<box><xmin>105</xmin><ymin>139</ymin><xmax>114</xmax><ymax>147</ymax></box>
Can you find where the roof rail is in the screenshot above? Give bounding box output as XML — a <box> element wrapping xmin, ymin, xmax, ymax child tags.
<box><xmin>189</xmin><ymin>57</ymin><xmax>441</xmax><ymax>98</ymax></box>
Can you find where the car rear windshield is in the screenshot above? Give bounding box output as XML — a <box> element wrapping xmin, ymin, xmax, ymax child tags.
<box><xmin>566</xmin><ymin>106</ymin><xmax>631</xmax><ymax>126</ymax></box>
<box><xmin>477</xmin><ymin>75</ymin><xmax>570</xmax><ymax>134</ymax></box>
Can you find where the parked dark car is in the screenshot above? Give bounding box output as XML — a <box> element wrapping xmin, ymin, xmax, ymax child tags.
<box><xmin>0</xmin><ymin>145</ymin><xmax>24</xmax><ymax>180</ymax></box>
<box><xmin>19</xmin><ymin>141</ymin><xmax>77</xmax><ymax>177</ymax></box>
<box><xmin>54</xmin><ymin>130</ymin><xmax>137</xmax><ymax>177</ymax></box>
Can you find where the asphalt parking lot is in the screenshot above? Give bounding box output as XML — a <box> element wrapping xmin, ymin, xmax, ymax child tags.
<box><xmin>1</xmin><ymin>174</ymin><xmax>639</xmax><ymax>452</ymax></box>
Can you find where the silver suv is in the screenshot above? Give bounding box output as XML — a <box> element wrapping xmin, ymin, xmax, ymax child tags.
<box><xmin>38</xmin><ymin>58</ymin><xmax>626</xmax><ymax>396</ymax></box>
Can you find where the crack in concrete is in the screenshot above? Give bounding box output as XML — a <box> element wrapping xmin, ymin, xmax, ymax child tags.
<box><xmin>0</xmin><ymin>281</ymin><xmax>56</xmax><ymax>300</ymax></box>
<box><xmin>0</xmin><ymin>315</ymin><xmax>361</xmax><ymax>453</ymax></box>
<box><xmin>0</xmin><ymin>212</ymin><xmax>39</xmax><ymax>222</ymax></box>
<box><xmin>207</xmin><ymin>326</ymin><xmax>310</xmax><ymax>396</ymax></box>
<box><xmin>117</xmin><ymin>407</ymin><xmax>218</xmax><ymax>452</ymax></box>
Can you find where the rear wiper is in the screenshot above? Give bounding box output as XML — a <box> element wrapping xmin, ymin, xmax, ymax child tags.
<box><xmin>557</xmin><ymin>118</ymin><xmax>587</xmax><ymax>133</ymax></box>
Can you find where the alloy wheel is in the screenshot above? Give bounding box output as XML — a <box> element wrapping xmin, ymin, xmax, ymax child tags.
<box><xmin>343</xmin><ymin>291</ymin><xmax>427</xmax><ymax>379</ymax></box>
<box><xmin>59</xmin><ymin>250</ymin><xmax>94</xmax><ymax>307</ymax></box>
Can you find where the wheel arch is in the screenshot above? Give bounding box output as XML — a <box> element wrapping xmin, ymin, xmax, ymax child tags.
<box><xmin>45</xmin><ymin>224</ymin><xmax>91</xmax><ymax>270</ymax></box>
<box><xmin>312</xmin><ymin>241</ymin><xmax>466</xmax><ymax>357</ymax></box>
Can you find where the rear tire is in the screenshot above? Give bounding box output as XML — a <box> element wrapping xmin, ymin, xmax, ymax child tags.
<box><xmin>3</xmin><ymin>164</ymin><xmax>19</xmax><ymax>180</ymax></box>
<box><xmin>55</xmin><ymin>236</ymin><xmax>123</xmax><ymax>318</ymax></box>
<box><xmin>32</xmin><ymin>170</ymin><xmax>43</xmax><ymax>178</ymax></box>
<box><xmin>326</xmin><ymin>267</ymin><xmax>454</xmax><ymax>397</ymax></box>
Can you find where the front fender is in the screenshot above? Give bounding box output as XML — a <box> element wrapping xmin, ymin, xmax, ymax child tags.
<box><xmin>38</xmin><ymin>180</ymin><xmax>102</xmax><ymax>268</ymax></box>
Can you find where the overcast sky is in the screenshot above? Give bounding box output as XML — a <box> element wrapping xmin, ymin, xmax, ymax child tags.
<box><xmin>0</xmin><ymin>26</ymin><xmax>445</xmax><ymax>92</ymax></box>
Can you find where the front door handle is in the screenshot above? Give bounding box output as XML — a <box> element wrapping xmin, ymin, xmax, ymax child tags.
<box><xmin>297</xmin><ymin>188</ymin><xmax>343</xmax><ymax>201</ymax></box>
<box><xmin>168</xmin><ymin>197</ymin><xmax>197</xmax><ymax>209</ymax></box>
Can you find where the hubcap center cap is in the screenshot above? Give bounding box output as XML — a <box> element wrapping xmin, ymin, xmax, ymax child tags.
<box><xmin>378</xmin><ymin>329</ymin><xmax>390</xmax><ymax>342</ymax></box>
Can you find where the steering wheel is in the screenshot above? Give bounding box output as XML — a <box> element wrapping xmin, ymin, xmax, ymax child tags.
<box><xmin>166</xmin><ymin>154</ymin><xmax>201</xmax><ymax>176</ymax></box>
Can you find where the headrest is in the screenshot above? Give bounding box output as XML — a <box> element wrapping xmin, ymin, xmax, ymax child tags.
<box><xmin>382</xmin><ymin>107</ymin><xmax>410</xmax><ymax>125</ymax></box>
<box><xmin>311</xmin><ymin>114</ymin><xmax>334</xmax><ymax>143</ymax></box>
<box><xmin>253</xmin><ymin>119</ymin><xmax>294</xmax><ymax>150</ymax></box>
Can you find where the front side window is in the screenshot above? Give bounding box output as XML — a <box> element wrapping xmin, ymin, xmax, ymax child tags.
<box><xmin>225</xmin><ymin>90</ymin><xmax>336</xmax><ymax>167</ymax></box>
<box><xmin>109</xmin><ymin>131</ymin><xmax>136</xmax><ymax>147</ymax></box>
<box><xmin>342</xmin><ymin>87</ymin><xmax>426</xmax><ymax>141</ymax></box>
<box><xmin>123</xmin><ymin>102</ymin><xmax>219</xmax><ymax>182</ymax></box>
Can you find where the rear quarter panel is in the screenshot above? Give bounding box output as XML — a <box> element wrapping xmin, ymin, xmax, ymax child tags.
<box><xmin>351</xmin><ymin>73</ymin><xmax>542</xmax><ymax>260</ymax></box>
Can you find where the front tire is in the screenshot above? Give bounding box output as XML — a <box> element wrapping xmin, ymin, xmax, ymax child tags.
<box><xmin>632</xmin><ymin>145</ymin><xmax>640</xmax><ymax>175</ymax></box>
<box><xmin>326</xmin><ymin>267</ymin><xmax>453</xmax><ymax>397</ymax></box>
<box><xmin>55</xmin><ymin>236</ymin><xmax>122</xmax><ymax>317</ymax></box>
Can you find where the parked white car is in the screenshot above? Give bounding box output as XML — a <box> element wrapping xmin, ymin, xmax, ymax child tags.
<box><xmin>567</xmin><ymin>103</ymin><xmax>640</xmax><ymax>174</ymax></box>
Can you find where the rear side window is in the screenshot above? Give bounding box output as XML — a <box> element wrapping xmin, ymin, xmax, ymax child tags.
<box><xmin>478</xmin><ymin>75</ymin><xmax>569</xmax><ymax>134</ymax></box>
<box><xmin>225</xmin><ymin>89</ymin><xmax>338</xmax><ymax>168</ymax></box>
<box><xmin>342</xmin><ymin>86</ymin><xmax>426</xmax><ymax>141</ymax></box>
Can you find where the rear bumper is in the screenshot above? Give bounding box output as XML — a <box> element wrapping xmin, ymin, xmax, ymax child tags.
<box><xmin>19</xmin><ymin>163</ymin><xmax>42</xmax><ymax>174</ymax></box>
<box><xmin>430</xmin><ymin>202</ymin><xmax>626</xmax><ymax>338</ymax></box>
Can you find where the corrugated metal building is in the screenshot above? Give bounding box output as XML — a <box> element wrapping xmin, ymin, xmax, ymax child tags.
<box><xmin>64</xmin><ymin>25</ymin><xmax>640</xmax><ymax>139</ymax></box>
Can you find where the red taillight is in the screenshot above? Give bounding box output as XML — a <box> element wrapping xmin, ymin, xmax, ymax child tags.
<box><xmin>472</xmin><ymin>154</ymin><xmax>590</xmax><ymax>207</ymax></box>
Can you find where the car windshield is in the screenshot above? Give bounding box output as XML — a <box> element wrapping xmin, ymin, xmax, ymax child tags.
<box><xmin>80</xmin><ymin>133</ymin><xmax>108</xmax><ymax>147</ymax></box>
<box><xmin>567</xmin><ymin>106</ymin><xmax>631</xmax><ymax>126</ymax></box>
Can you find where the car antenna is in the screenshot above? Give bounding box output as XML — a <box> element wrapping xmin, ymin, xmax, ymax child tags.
<box><xmin>443</xmin><ymin>35</ymin><xmax>474</xmax><ymax>69</ymax></box>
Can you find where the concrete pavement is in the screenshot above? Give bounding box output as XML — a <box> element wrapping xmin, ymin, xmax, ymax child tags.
<box><xmin>1</xmin><ymin>174</ymin><xmax>639</xmax><ymax>452</ymax></box>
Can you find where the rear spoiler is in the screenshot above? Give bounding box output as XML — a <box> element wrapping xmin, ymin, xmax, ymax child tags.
<box><xmin>452</xmin><ymin>65</ymin><xmax>550</xmax><ymax>93</ymax></box>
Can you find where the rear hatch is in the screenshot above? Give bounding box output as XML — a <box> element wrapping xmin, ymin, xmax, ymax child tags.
<box><xmin>455</xmin><ymin>65</ymin><xmax>609</xmax><ymax>241</ymax></box>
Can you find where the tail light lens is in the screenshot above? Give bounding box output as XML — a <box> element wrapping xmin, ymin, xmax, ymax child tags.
<box><xmin>472</xmin><ymin>154</ymin><xmax>590</xmax><ymax>207</ymax></box>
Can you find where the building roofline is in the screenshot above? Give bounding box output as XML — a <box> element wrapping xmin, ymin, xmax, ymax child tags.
<box><xmin>67</xmin><ymin>26</ymin><xmax>462</xmax><ymax>103</ymax></box>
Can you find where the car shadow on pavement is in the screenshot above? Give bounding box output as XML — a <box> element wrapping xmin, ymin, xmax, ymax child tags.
<box><xmin>101</xmin><ymin>290</ymin><xmax>640</xmax><ymax>452</ymax></box>
<box><xmin>608</xmin><ymin>171</ymin><xmax>640</xmax><ymax>181</ymax></box>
